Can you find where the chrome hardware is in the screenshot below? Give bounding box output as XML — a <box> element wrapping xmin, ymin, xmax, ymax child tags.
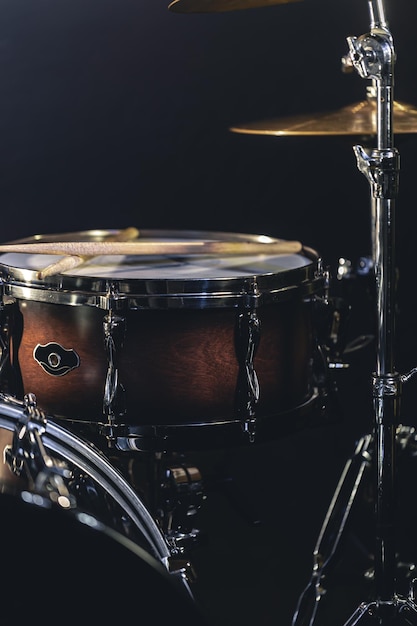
<box><xmin>168</xmin><ymin>558</ymin><xmax>198</xmax><ymax>585</ymax></box>
<box><xmin>102</xmin><ymin>309</ymin><xmax>127</xmax><ymax>439</ymax></box>
<box><xmin>234</xmin><ymin>304</ymin><xmax>260</xmax><ymax>443</ymax></box>
<box><xmin>158</xmin><ymin>462</ymin><xmax>206</xmax><ymax>554</ymax></box>
<box><xmin>4</xmin><ymin>393</ymin><xmax>76</xmax><ymax>508</ymax></box>
<box><xmin>0</xmin><ymin>294</ymin><xmax>10</xmax><ymax>378</ymax></box>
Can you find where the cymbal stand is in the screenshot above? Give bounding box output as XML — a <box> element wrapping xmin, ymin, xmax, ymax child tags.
<box><xmin>346</xmin><ymin>3</ymin><xmax>403</xmax><ymax>620</ymax></box>
<box><xmin>293</xmin><ymin>2</ymin><xmax>417</xmax><ymax>624</ymax></box>
<box><xmin>343</xmin><ymin>2</ymin><xmax>417</xmax><ymax>621</ymax></box>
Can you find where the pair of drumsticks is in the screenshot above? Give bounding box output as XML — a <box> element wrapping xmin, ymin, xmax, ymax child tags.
<box><xmin>0</xmin><ymin>227</ymin><xmax>303</xmax><ymax>279</ymax></box>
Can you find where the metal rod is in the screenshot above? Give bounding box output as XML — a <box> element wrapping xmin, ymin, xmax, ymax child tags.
<box><xmin>347</xmin><ymin>0</ymin><xmax>404</xmax><ymax>617</ymax></box>
<box><xmin>368</xmin><ymin>0</ymin><xmax>388</xmax><ymax>30</ymax></box>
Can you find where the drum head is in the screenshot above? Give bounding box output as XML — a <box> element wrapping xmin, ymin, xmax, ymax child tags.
<box><xmin>0</xmin><ymin>228</ymin><xmax>320</xmax><ymax>309</ymax></box>
<box><xmin>0</xmin><ymin>487</ymin><xmax>208</xmax><ymax>624</ymax></box>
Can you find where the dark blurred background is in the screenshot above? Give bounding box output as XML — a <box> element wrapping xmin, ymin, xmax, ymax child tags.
<box><xmin>1</xmin><ymin>0</ymin><xmax>417</xmax><ymax>624</ymax></box>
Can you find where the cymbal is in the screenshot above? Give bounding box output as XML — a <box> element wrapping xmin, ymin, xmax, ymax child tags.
<box><xmin>168</xmin><ymin>0</ymin><xmax>300</xmax><ymax>14</ymax></box>
<box><xmin>229</xmin><ymin>99</ymin><xmax>417</xmax><ymax>136</ymax></box>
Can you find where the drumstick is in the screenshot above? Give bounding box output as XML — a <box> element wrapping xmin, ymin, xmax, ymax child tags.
<box><xmin>0</xmin><ymin>238</ymin><xmax>303</xmax><ymax>258</ymax></box>
<box><xmin>35</xmin><ymin>227</ymin><xmax>140</xmax><ymax>279</ymax></box>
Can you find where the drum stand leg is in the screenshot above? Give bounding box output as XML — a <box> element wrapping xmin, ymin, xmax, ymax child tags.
<box><xmin>293</xmin><ymin>3</ymin><xmax>417</xmax><ymax>623</ymax></box>
<box><xmin>291</xmin><ymin>425</ymin><xmax>417</xmax><ymax>626</ymax></box>
<box><xmin>291</xmin><ymin>434</ymin><xmax>372</xmax><ymax>626</ymax></box>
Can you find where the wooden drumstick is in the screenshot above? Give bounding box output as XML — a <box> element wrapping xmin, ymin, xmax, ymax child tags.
<box><xmin>35</xmin><ymin>227</ymin><xmax>140</xmax><ymax>279</ymax></box>
<box><xmin>0</xmin><ymin>238</ymin><xmax>303</xmax><ymax>258</ymax></box>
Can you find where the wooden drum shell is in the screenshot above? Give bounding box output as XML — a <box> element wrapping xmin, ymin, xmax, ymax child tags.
<box><xmin>0</xmin><ymin>229</ymin><xmax>324</xmax><ymax>448</ymax></box>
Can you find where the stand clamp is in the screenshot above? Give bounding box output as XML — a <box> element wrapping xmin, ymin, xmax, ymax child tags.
<box><xmin>354</xmin><ymin>146</ymin><xmax>399</xmax><ymax>201</ymax></box>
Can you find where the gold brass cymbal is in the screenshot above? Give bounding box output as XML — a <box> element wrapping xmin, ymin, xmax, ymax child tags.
<box><xmin>229</xmin><ymin>99</ymin><xmax>417</xmax><ymax>136</ymax></box>
<box><xmin>168</xmin><ymin>0</ymin><xmax>300</xmax><ymax>14</ymax></box>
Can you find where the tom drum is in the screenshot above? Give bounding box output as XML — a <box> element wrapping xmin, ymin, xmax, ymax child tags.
<box><xmin>0</xmin><ymin>393</ymin><xmax>207</xmax><ymax>624</ymax></box>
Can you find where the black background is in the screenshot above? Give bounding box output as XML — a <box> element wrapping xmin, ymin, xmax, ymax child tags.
<box><xmin>1</xmin><ymin>1</ymin><xmax>417</xmax><ymax>624</ymax></box>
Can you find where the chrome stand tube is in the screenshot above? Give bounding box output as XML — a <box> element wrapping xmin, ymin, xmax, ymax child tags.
<box><xmin>293</xmin><ymin>2</ymin><xmax>417</xmax><ymax>623</ymax></box>
<box><xmin>340</xmin><ymin>1</ymin><xmax>417</xmax><ymax>620</ymax></box>
<box><xmin>346</xmin><ymin>1</ymin><xmax>401</xmax><ymax>613</ymax></box>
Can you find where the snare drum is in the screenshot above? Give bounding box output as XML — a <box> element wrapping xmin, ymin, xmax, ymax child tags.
<box><xmin>0</xmin><ymin>229</ymin><xmax>324</xmax><ymax>450</ymax></box>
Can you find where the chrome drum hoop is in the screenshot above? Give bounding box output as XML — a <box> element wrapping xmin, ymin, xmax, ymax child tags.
<box><xmin>0</xmin><ymin>229</ymin><xmax>323</xmax><ymax>310</ymax></box>
<box><xmin>0</xmin><ymin>393</ymin><xmax>170</xmax><ymax>564</ymax></box>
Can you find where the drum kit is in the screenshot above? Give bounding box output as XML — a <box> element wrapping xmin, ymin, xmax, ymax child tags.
<box><xmin>0</xmin><ymin>0</ymin><xmax>417</xmax><ymax>624</ymax></box>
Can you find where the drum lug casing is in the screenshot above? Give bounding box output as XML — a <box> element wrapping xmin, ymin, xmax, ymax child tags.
<box><xmin>234</xmin><ymin>278</ymin><xmax>261</xmax><ymax>443</ymax></box>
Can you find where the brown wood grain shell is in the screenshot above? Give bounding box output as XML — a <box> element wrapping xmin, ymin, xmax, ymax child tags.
<box><xmin>6</xmin><ymin>297</ymin><xmax>314</xmax><ymax>426</ymax></box>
